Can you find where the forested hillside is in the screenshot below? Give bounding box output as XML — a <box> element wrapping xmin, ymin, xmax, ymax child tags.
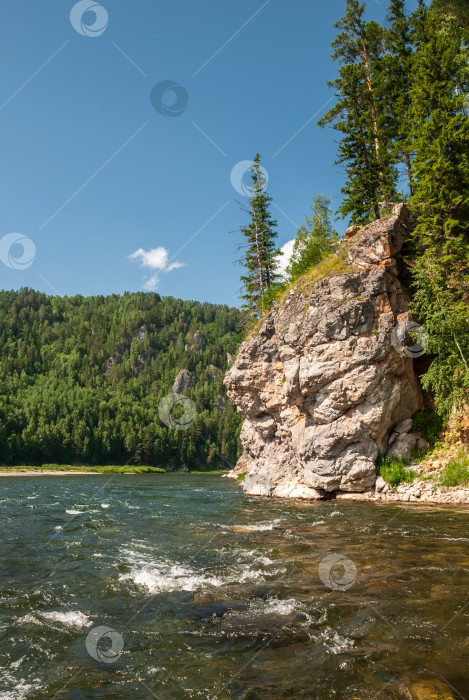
<box><xmin>0</xmin><ymin>289</ymin><xmax>243</xmax><ymax>467</ymax></box>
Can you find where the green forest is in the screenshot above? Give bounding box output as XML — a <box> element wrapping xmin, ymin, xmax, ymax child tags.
<box><xmin>0</xmin><ymin>289</ymin><xmax>243</xmax><ymax>468</ymax></box>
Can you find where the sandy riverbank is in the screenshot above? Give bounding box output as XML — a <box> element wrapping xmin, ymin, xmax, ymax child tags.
<box><xmin>0</xmin><ymin>470</ymin><xmax>103</xmax><ymax>477</ymax></box>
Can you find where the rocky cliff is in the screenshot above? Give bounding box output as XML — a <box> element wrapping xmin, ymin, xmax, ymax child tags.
<box><xmin>224</xmin><ymin>204</ymin><xmax>426</xmax><ymax>500</ymax></box>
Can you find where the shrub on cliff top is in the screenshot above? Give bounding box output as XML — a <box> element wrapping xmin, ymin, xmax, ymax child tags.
<box><xmin>285</xmin><ymin>194</ymin><xmax>340</xmax><ymax>285</ymax></box>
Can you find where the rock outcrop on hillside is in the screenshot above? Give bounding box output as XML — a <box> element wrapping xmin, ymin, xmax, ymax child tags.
<box><xmin>224</xmin><ymin>204</ymin><xmax>425</xmax><ymax>500</ymax></box>
<box><xmin>172</xmin><ymin>369</ymin><xmax>195</xmax><ymax>394</ymax></box>
<box><xmin>105</xmin><ymin>324</ymin><xmax>149</xmax><ymax>371</ymax></box>
<box><xmin>191</xmin><ymin>330</ymin><xmax>206</xmax><ymax>351</ymax></box>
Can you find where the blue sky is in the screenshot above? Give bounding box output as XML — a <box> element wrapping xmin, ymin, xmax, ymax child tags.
<box><xmin>0</xmin><ymin>0</ymin><xmax>418</xmax><ymax>307</ymax></box>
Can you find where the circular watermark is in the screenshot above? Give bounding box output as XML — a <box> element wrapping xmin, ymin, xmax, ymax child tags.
<box><xmin>85</xmin><ymin>626</ymin><xmax>124</xmax><ymax>663</ymax></box>
<box><xmin>230</xmin><ymin>160</ymin><xmax>269</xmax><ymax>197</ymax></box>
<box><xmin>150</xmin><ymin>81</ymin><xmax>188</xmax><ymax>117</ymax></box>
<box><xmin>318</xmin><ymin>553</ymin><xmax>357</xmax><ymax>591</ymax></box>
<box><xmin>158</xmin><ymin>393</ymin><xmax>196</xmax><ymax>430</ymax></box>
<box><xmin>0</xmin><ymin>233</ymin><xmax>36</xmax><ymax>270</ymax></box>
<box><xmin>391</xmin><ymin>320</ymin><xmax>429</xmax><ymax>359</ymax></box>
<box><xmin>70</xmin><ymin>1</ymin><xmax>108</xmax><ymax>38</ymax></box>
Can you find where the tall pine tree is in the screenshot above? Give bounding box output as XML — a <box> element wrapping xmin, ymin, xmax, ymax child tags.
<box><xmin>319</xmin><ymin>0</ymin><xmax>398</xmax><ymax>224</ymax></box>
<box><xmin>238</xmin><ymin>155</ymin><xmax>282</xmax><ymax>321</ymax></box>
<box><xmin>381</xmin><ymin>0</ymin><xmax>415</xmax><ymax>194</ymax></box>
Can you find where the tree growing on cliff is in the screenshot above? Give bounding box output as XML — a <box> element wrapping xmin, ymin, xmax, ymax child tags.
<box><xmin>285</xmin><ymin>195</ymin><xmax>339</xmax><ymax>284</ymax></box>
<box><xmin>408</xmin><ymin>8</ymin><xmax>469</xmax><ymax>414</ymax></box>
<box><xmin>381</xmin><ymin>0</ymin><xmax>415</xmax><ymax>194</ymax></box>
<box><xmin>238</xmin><ymin>154</ymin><xmax>282</xmax><ymax>321</ymax></box>
<box><xmin>318</xmin><ymin>0</ymin><xmax>398</xmax><ymax>224</ymax></box>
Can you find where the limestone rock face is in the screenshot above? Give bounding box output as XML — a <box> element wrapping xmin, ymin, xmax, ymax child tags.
<box><xmin>224</xmin><ymin>205</ymin><xmax>423</xmax><ymax>499</ymax></box>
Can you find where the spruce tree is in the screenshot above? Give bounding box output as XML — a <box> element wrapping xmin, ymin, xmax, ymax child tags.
<box><xmin>381</xmin><ymin>0</ymin><xmax>415</xmax><ymax>194</ymax></box>
<box><xmin>432</xmin><ymin>0</ymin><xmax>469</xmax><ymax>39</ymax></box>
<box><xmin>319</xmin><ymin>0</ymin><xmax>398</xmax><ymax>224</ymax></box>
<box><xmin>286</xmin><ymin>195</ymin><xmax>339</xmax><ymax>283</ymax></box>
<box><xmin>409</xmin><ymin>10</ymin><xmax>469</xmax><ymax>413</ymax></box>
<box><xmin>238</xmin><ymin>154</ymin><xmax>282</xmax><ymax>321</ymax></box>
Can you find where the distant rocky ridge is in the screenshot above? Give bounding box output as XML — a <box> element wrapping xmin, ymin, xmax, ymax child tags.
<box><xmin>224</xmin><ymin>204</ymin><xmax>433</xmax><ymax>500</ymax></box>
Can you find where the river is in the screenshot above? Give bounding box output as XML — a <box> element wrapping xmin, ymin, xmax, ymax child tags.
<box><xmin>1</xmin><ymin>474</ymin><xmax>468</xmax><ymax>699</ymax></box>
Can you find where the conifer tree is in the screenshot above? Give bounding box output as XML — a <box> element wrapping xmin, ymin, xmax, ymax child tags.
<box><xmin>319</xmin><ymin>0</ymin><xmax>398</xmax><ymax>224</ymax></box>
<box><xmin>432</xmin><ymin>0</ymin><xmax>469</xmax><ymax>39</ymax></box>
<box><xmin>238</xmin><ymin>154</ymin><xmax>282</xmax><ymax>321</ymax></box>
<box><xmin>408</xmin><ymin>10</ymin><xmax>469</xmax><ymax>413</ymax></box>
<box><xmin>381</xmin><ymin>0</ymin><xmax>415</xmax><ymax>193</ymax></box>
<box><xmin>285</xmin><ymin>195</ymin><xmax>339</xmax><ymax>283</ymax></box>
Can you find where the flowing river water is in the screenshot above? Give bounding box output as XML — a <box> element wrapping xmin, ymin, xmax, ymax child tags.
<box><xmin>0</xmin><ymin>474</ymin><xmax>468</xmax><ymax>699</ymax></box>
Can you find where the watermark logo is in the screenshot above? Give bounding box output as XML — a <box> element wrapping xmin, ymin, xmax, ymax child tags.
<box><xmin>85</xmin><ymin>626</ymin><xmax>124</xmax><ymax>663</ymax></box>
<box><xmin>70</xmin><ymin>1</ymin><xmax>108</xmax><ymax>38</ymax></box>
<box><xmin>391</xmin><ymin>320</ymin><xmax>429</xmax><ymax>359</ymax></box>
<box><xmin>0</xmin><ymin>233</ymin><xmax>36</xmax><ymax>270</ymax></box>
<box><xmin>150</xmin><ymin>81</ymin><xmax>188</xmax><ymax>117</ymax></box>
<box><xmin>230</xmin><ymin>160</ymin><xmax>269</xmax><ymax>197</ymax></box>
<box><xmin>158</xmin><ymin>393</ymin><xmax>196</xmax><ymax>430</ymax></box>
<box><xmin>318</xmin><ymin>553</ymin><xmax>357</xmax><ymax>591</ymax></box>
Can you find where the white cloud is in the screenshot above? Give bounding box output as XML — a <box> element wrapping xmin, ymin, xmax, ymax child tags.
<box><xmin>128</xmin><ymin>246</ymin><xmax>169</xmax><ymax>270</ymax></box>
<box><xmin>128</xmin><ymin>245</ymin><xmax>184</xmax><ymax>290</ymax></box>
<box><xmin>142</xmin><ymin>274</ymin><xmax>160</xmax><ymax>291</ymax></box>
<box><xmin>167</xmin><ymin>261</ymin><xmax>184</xmax><ymax>271</ymax></box>
<box><xmin>277</xmin><ymin>239</ymin><xmax>295</xmax><ymax>278</ymax></box>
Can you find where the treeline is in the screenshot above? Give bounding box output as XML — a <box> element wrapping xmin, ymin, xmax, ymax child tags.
<box><xmin>0</xmin><ymin>289</ymin><xmax>243</xmax><ymax>467</ymax></box>
<box><xmin>238</xmin><ymin>0</ymin><xmax>469</xmax><ymax>416</ymax></box>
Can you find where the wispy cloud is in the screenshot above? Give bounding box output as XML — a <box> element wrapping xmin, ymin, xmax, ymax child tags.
<box><xmin>128</xmin><ymin>246</ymin><xmax>184</xmax><ymax>290</ymax></box>
<box><xmin>277</xmin><ymin>239</ymin><xmax>295</xmax><ymax>278</ymax></box>
<box><xmin>167</xmin><ymin>261</ymin><xmax>184</xmax><ymax>271</ymax></box>
<box><xmin>142</xmin><ymin>273</ymin><xmax>160</xmax><ymax>291</ymax></box>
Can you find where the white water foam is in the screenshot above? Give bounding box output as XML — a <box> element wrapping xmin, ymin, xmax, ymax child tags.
<box><xmin>120</xmin><ymin>561</ymin><xmax>225</xmax><ymax>594</ymax></box>
<box><xmin>39</xmin><ymin>610</ymin><xmax>91</xmax><ymax>629</ymax></box>
<box><xmin>0</xmin><ymin>673</ymin><xmax>43</xmax><ymax>699</ymax></box>
<box><xmin>9</xmin><ymin>655</ymin><xmax>26</xmax><ymax>670</ymax></box>
<box><xmin>118</xmin><ymin>541</ymin><xmax>274</xmax><ymax>594</ymax></box>
<box><xmin>243</xmin><ymin>551</ymin><xmax>275</xmax><ymax>567</ymax></box>
<box><xmin>321</xmin><ymin>628</ymin><xmax>355</xmax><ymax>654</ymax></box>
<box><xmin>255</xmin><ymin>598</ymin><xmax>303</xmax><ymax>616</ymax></box>
<box><xmin>229</xmin><ymin>518</ymin><xmax>283</xmax><ymax>532</ymax></box>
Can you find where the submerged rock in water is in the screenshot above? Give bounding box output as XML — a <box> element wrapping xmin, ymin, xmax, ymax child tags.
<box><xmin>403</xmin><ymin>678</ymin><xmax>456</xmax><ymax>699</ymax></box>
<box><xmin>224</xmin><ymin>204</ymin><xmax>424</xmax><ymax>499</ymax></box>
